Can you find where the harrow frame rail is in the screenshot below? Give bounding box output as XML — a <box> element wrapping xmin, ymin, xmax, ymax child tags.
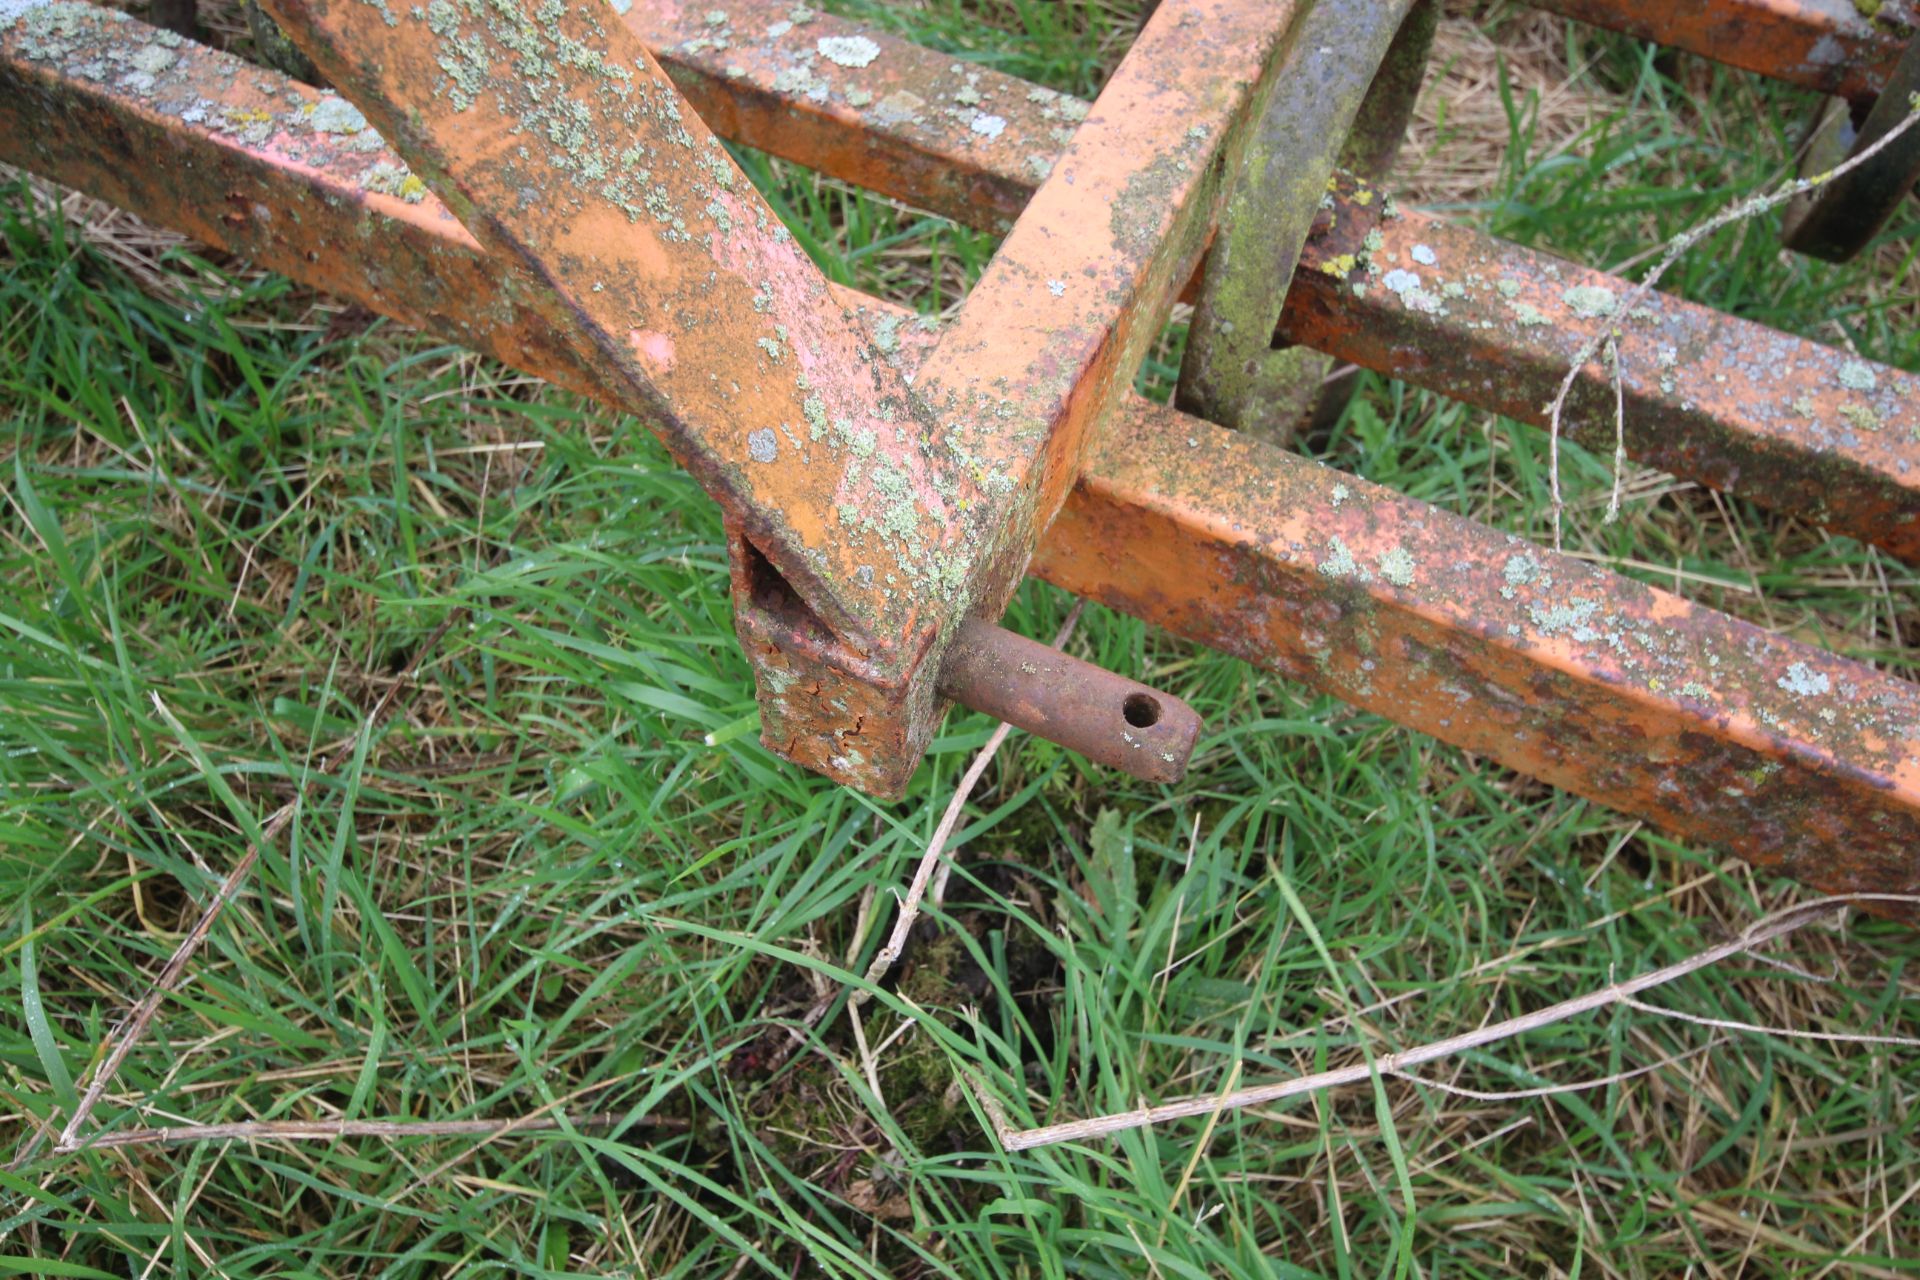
<box><xmin>3</xmin><ymin>0</ymin><xmax>1919</xmax><ymax>911</ymax></box>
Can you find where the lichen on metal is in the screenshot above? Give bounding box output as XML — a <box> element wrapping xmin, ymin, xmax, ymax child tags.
<box><xmin>1285</xmin><ymin>176</ymin><xmax>1920</xmax><ymax>563</ymax></box>
<box><xmin>252</xmin><ymin>0</ymin><xmax>969</xmax><ymax>792</ymax></box>
<box><xmin>8</xmin><ymin>0</ymin><xmax>1920</xmax><ymax>902</ymax></box>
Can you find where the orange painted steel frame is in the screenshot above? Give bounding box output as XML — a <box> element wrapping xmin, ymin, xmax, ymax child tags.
<box><xmin>3</xmin><ymin>0</ymin><xmax>1918</xmax><ymax>914</ymax></box>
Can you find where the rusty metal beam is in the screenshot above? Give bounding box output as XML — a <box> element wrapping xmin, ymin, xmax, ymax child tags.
<box><xmin>249</xmin><ymin>0</ymin><xmax>972</xmax><ymax>794</ymax></box>
<box><xmin>1034</xmin><ymin>400</ymin><xmax>1920</xmax><ymax>913</ymax></box>
<box><xmin>1526</xmin><ymin>0</ymin><xmax>1915</xmax><ymax>105</ymax></box>
<box><xmin>625</xmin><ymin>0</ymin><xmax>1075</xmax><ymax>232</ymax></box>
<box><xmin>6</xmin><ymin>6</ymin><xmax>1920</xmax><ymax>904</ymax></box>
<box><xmin>1282</xmin><ymin>177</ymin><xmax>1920</xmax><ymax>563</ymax></box>
<box><xmin>902</xmin><ymin>0</ymin><xmax>1304</xmax><ymax>661</ymax></box>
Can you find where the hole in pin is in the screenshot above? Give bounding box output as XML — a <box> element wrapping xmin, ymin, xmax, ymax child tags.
<box><xmin>1122</xmin><ymin>693</ymin><xmax>1161</xmax><ymax>728</ymax></box>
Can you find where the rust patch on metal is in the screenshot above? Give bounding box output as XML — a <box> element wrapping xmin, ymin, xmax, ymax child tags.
<box><xmin>940</xmin><ymin>617</ymin><xmax>1202</xmax><ymax>783</ymax></box>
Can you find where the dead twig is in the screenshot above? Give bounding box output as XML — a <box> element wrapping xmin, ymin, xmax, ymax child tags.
<box><xmin>53</xmin><ymin>1112</ymin><xmax>655</xmax><ymax>1152</ymax></box>
<box><xmin>49</xmin><ymin>614</ymin><xmax>461</xmax><ymax>1157</ymax></box>
<box><xmin>996</xmin><ymin>894</ymin><xmax>1906</xmax><ymax>1150</ymax></box>
<box><xmin>853</xmin><ymin>602</ymin><xmax>1086</xmax><ymax>1005</ymax></box>
<box><xmin>1544</xmin><ymin>97</ymin><xmax>1920</xmax><ymax>549</ymax></box>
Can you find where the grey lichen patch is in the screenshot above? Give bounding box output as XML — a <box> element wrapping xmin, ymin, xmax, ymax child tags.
<box><xmin>1561</xmin><ymin>284</ymin><xmax>1617</xmax><ymax>319</ymax></box>
<box><xmin>815</xmin><ymin>33</ymin><xmax>878</xmax><ymax>67</ymax></box>
<box><xmin>1317</xmin><ymin>535</ymin><xmax>1370</xmax><ymax>582</ymax></box>
<box><xmin>1046</xmin><ymin>279</ymin><xmax>1065</xmax><ymax>298</ymax></box>
<box><xmin>128</xmin><ymin>41</ymin><xmax>175</xmax><ymax>75</ymax></box>
<box><xmin>1376</xmin><ymin>546</ymin><xmax>1417</xmax><ymax>587</ymax></box>
<box><xmin>1380</xmin><ymin>268</ymin><xmax>1442</xmax><ymax>315</ymax></box>
<box><xmin>846</xmin><ymin>86</ymin><xmax>872</xmax><ymax>107</ymax></box>
<box><xmin>1495</xmin><ymin>277</ymin><xmax>1521</xmax><ymax>299</ymax></box>
<box><xmin>1330</xmin><ymin>482</ymin><xmax>1349</xmax><ymax>507</ymax></box>
<box><xmin>970</xmin><ymin>113</ymin><xmax>1006</xmax><ymax>139</ymax></box>
<box><xmin>1409</xmin><ymin>242</ymin><xmax>1436</xmax><ymax>266</ymax></box>
<box><xmin>1838</xmin><ymin>359</ymin><xmax>1877</xmax><ymax>392</ymax></box>
<box><xmin>1509</xmin><ymin>301</ymin><xmax>1548</xmax><ymax>328</ymax></box>
<box><xmin>1380</xmin><ymin>267</ymin><xmax>1418</xmax><ymax>296</ymax></box>
<box><xmin>871</xmin><ymin>311</ymin><xmax>904</xmax><ymax>356</ymax></box>
<box><xmin>0</xmin><ymin>0</ymin><xmax>57</xmax><ymax>23</ymax></box>
<box><xmin>747</xmin><ymin>428</ymin><xmax>779</xmax><ymax>464</ymax></box>
<box><xmin>1500</xmin><ymin>551</ymin><xmax>1538</xmax><ymax>600</ymax></box>
<box><xmin>869</xmin><ymin>89</ymin><xmax>924</xmax><ymax>125</ymax></box>
<box><xmin>1528</xmin><ymin>595</ymin><xmax>1600</xmax><ymax>641</ymax></box>
<box><xmin>307</xmin><ymin>94</ymin><xmax>368</xmax><ymax>134</ymax></box>
<box><xmin>1777</xmin><ymin>662</ymin><xmax>1830</xmax><ymax>697</ymax></box>
<box><xmin>14</xmin><ymin>1</ymin><xmax>128</xmax><ymax>62</ymax></box>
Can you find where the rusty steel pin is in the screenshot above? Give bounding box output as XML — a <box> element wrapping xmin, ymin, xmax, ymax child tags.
<box><xmin>938</xmin><ymin>617</ymin><xmax>1203</xmax><ymax>785</ymax></box>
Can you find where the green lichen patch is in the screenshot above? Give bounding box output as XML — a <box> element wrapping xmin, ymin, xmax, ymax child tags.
<box><xmin>1376</xmin><ymin>546</ymin><xmax>1416</xmax><ymax>587</ymax></box>
<box><xmin>1318</xmin><ymin>535</ymin><xmax>1369</xmax><ymax>582</ymax></box>
<box><xmin>1561</xmin><ymin>284</ymin><xmax>1617</xmax><ymax>319</ymax></box>
<box><xmin>1838</xmin><ymin>359</ymin><xmax>1877</xmax><ymax>392</ymax></box>
<box><xmin>815</xmin><ymin>33</ymin><xmax>877</xmax><ymax>68</ymax></box>
<box><xmin>1839</xmin><ymin>403</ymin><xmax>1882</xmax><ymax>433</ymax></box>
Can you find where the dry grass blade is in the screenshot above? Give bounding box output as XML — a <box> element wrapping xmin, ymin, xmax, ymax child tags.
<box><xmin>61</xmin><ymin>1113</ymin><xmax>634</xmax><ymax>1151</ymax></box>
<box><xmin>999</xmin><ymin>895</ymin><xmax>1908</xmax><ymax>1150</ymax></box>
<box><xmin>1544</xmin><ymin>99</ymin><xmax>1920</xmax><ymax>547</ymax></box>
<box><xmin>49</xmin><ymin>615</ymin><xmax>461</xmax><ymax>1157</ymax></box>
<box><xmin>854</xmin><ymin>602</ymin><xmax>1086</xmax><ymax>1003</ymax></box>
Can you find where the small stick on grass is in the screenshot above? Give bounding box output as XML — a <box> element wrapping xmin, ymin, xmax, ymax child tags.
<box><xmin>998</xmin><ymin>895</ymin><xmax>1907</xmax><ymax>1151</ymax></box>
<box><xmin>56</xmin><ymin>1113</ymin><xmax>651</xmax><ymax>1151</ymax></box>
<box><xmin>50</xmin><ymin>614</ymin><xmax>461</xmax><ymax>1157</ymax></box>
<box><xmin>1544</xmin><ymin>97</ymin><xmax>1920</xmax><ymax>549</ymax></box>
<box><xmin>853</xmin><ymin>602</ymin><xmax>1086</xmax><ymax>1005</ymax></box>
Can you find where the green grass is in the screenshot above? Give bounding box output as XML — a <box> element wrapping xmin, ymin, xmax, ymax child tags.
<box><xmin>3</xmin><ymin>2</ymin><xmax>1919</xmax><ymax>1275</ymax></box>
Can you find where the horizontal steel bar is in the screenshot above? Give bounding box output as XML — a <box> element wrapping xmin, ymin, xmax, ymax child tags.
<box><xmin>1527</xmin><ymin>0</ymin><xmax>1913</xmax><ymax>104</ymax></box>
<box><xmin>627</xmin><ymin>0</ymin><xmax>1072</xmax><ymax>231</ymax></box>
<box><xmin>632</xmin><ymin>0</ymin><xmax>1917</xmax><ymax>234</ymax></box>
<box><xmin>1283</xmin><ymin>178</ymin><xmax>1920</xmax><ymax>562</ymax></box>
<box><xmin>1034</xmin><ymin>399</ymin><xmax>1920</xmax><ymax>913</ymax></box>
<box><xmin>6</xmin><ymin>9</ymin><xmax>1919</xmax><ymax>904</ymax></box>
